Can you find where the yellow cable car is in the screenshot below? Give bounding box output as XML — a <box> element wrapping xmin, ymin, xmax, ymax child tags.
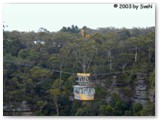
<box><xmin>73</xmin><ymin>73</ymin><xmax>95</xmax><ymax>101</ymax></box>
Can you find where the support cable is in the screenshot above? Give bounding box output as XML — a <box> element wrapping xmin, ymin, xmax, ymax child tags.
<box><xmin>4</xmin><ymin>59</ymin><xmax>142</xmax><ymax>76</ymax></box>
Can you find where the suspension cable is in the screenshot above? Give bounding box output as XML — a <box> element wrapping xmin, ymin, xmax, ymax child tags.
<box><xmin>4</xmin><ymin>59</ymin><xmax>142</xmax><ymax>76</ymax></box>
<box><xmin>3</xmin><ymin>59</ymin><xmax>76</xmax><ymax>75</ymax></box>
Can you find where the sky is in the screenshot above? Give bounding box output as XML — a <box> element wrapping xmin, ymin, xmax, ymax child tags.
<box><xmin>3</xmin><ymin>4</ymin><xmax>155</xmax><ymax>32</ymax></box>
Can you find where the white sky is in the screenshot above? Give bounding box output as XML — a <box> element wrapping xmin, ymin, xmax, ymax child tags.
<box><xmin>3</xmin><ymin>4</ymin><xmax>155</xmax><ymax>32</ymax></box>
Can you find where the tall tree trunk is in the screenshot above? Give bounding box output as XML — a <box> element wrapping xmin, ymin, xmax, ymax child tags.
<box><xmin>54</xmin><ymin>99</ymin><xmax>59</xmax><ymax>116</ymax></box>
<box><xmin>149</xmin><ymin>51</ymin><xmax>151</xmax><ymax>62</ymax></box>
<box><xmin>82</xmin><ymin>64</ymin><xmax>86</xmax><ymax>73</ymax></box>
<box><xmin>108</xmin><ymin>51</ymin><xmax>112</xmax><ymax>70</ymax></box>
<box><xmin>135</xmin><ymin>46</ymin><xmax>138</xmax><ymax>62</ymax></box>
<box><xmin>110</xmin><ymin>52</ymin><xmax>112</xmax><ymax>70</ymax></box>
<box><xmin>123</xmin><ymin>65</ymin><xmax>125</xmax><ymax>74</ymax></box>
<box><xmin>122</xmin><ymin>63</ymin><xmax>128</xmax><ymax>74</ymax></box>
<box><xmin>59</xmin><ymin>63</ymin><xmax>63</xmax><ymax>87</ymax></box>
<box><xmin>87</xmin><ymin>57</ymin><xmax>92</xmax><ymax>68</ymax></box>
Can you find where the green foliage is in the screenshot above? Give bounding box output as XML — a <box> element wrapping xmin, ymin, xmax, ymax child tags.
<box><xmin>132</xmin><ymin>103</ymin><xmax>143</xmax><ymax>115</ymax></box>
<box><xmin>117</xmin><ymin>29</ymin><xmax>131</xmax><ymax>40</ymax></box>
<box><xmin>110</xmin><ymin>93</ymin><xmax>130</xmax><ymax>116</ymax></box>
<box><xmin>75</xmin><ymin>108</ymin><xmax>85</xmax><ymax>116</ymax></box>
<box><xmin>139</xmin><ymin>101</ymin><xmax>155</xmax><ymax>116</ymax></box>
<box><xmin>95</xmin><ymin>85</ymin><xmax>107</xmax><ymax>100</ymax></box>
<box><xmin>105</xmin><ymin>105</ymin><xmax>113</xmax><ymax>115</ymax></box>
<box><xmin>3</xmin><ymin>26</ymin><xmax>155</xmax><ymax>116</ymax></box>
<box><xmin>60</xmin><ymin>25</ymin><xmax>80</xmax><ymax>34</ymax></box>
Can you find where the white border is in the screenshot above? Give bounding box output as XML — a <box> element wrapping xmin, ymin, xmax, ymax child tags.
<box><xmin>1</xmin><ymin>0</ymin><xmax>159</xmax><ymax>120</ymax></box>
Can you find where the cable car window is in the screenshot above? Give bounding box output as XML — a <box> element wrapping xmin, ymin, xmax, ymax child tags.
<box><xmin>80</xmin><ymin>88</ymin><xmax>83</xmax><ymax>94</ymax></box>
<box><xmin>83</xmin><ymin>88</ymin><xmax>88</xmax><ymax>95</ymax></box>
<box><xmin>74</xmin><ymin>87</ymin><xmax>80</xmax><ymax>94</ymax></box>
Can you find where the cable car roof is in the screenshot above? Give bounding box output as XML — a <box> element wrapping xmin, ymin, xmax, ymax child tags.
<box><xmin>77</xmin><ymin>73</ymin><xmax>90</xmax><ymax>76</ymax></box>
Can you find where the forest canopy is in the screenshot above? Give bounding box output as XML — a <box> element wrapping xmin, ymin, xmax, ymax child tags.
<box><xmin>3</xmin><ymin>25</ymin><xmax>155</xmax><ymax>116</ymax></box>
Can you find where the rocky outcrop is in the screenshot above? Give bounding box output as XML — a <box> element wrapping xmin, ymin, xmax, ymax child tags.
<box><xmin>21</xmin><ymin>100</ymin><xmax>32</xmax><ymax>116</ymax></box>
<box><xmin>3</xmin><ymin>100</ymin><xmax>32</xmax><ymax>116</ymax></box>
<box><xmin>106</xmin><ymin>76</ymin><xmax>121</xmax><ymax>103</ymax></box>
<box><xmin>132</xmin><ymin>73</ymin><xmax>149</xmax><ymax>106</ymax></box>
<box><xmin>105</xmin><ymin>73</ymin><xmax>152</xmax><ymax>106</ymax></box>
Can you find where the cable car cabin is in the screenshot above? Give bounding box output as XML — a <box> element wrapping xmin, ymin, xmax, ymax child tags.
<box><xmin>73</xmin><ymin>73</ymin><xmax>95</xmax><ymax>101</ymax></box>
<box><xmin>73</xmin><ymin>85</ymin><xmax>95</xmax><ymax>100</ymax></box>
<box><xmin>75</xmin><ymin>73</ymin><xmax>91</xmax><ymax>85</ymax></box>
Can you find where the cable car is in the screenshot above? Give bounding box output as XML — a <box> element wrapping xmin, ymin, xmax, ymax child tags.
<box><xmin>73</xmin><ymin>73</ymin><xmax>95</xmax><ymax>101</ymax></box>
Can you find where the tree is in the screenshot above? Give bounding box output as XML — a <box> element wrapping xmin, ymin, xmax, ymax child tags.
<box><xmin>49</xmin><ymin>79</ymin><xmax>64</xmax><ymax>116</ymax></box>
<box><xmin>127</xmin><ymin>36</ymin><xmax>146</xmax><ymax>62</ymax></box>
<box><xmin>76</xmin><ymin>40</ymin><xmax>96</xmax><ymax>73</ymax></box>
<box><xmin>36</xmin><ymin>100</ymin><xmax>47</xmax><ymax>113</ymax></box>
<box><xmin>3</xmin><ymin>31</ymin><xmax>26</xmax><ymax>56</ymax></box>
<box><xmin>60</xmin><ymin>25</ymin><xmax>80</xmax><ymax>34</ymax></box>
<box><xmin>144</xmin><ymin>32</ymin><xmax>155</xmax><ymax>62</ymax></box>
<box><xmin>105</xmin><ymin>105</ymin><xmax>113</xmax><ymax>115</ymax></box>
<box><xmin>116</xmin><ymin>53</ymin><xmax>133</xmax><ymax>74</ymax></box>
<box><xmin>117</xmin><ymin>29</ymin><xmax>131</xmax><ymax>41</ymax></box>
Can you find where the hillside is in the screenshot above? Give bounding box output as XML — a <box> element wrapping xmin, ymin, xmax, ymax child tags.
<box><xmin>3</xmin><ymin>26</ymin><xmax>155</xmax><ymax>116</ymax></box>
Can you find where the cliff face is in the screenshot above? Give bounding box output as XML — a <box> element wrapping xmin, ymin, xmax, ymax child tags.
<box><xmin>132</xmin><ymin>74</ymin><xmax>148</xmax><ymax>106</ymax></box>
<box><xmin>3</xmin><ymin>100</ymin><xmax>32</xmax><ymax>116</ymax></box>
<box><xmin>104</xmin><ymin>73</ymin><xmax>154</xmax><ymax>106</ymax></box>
